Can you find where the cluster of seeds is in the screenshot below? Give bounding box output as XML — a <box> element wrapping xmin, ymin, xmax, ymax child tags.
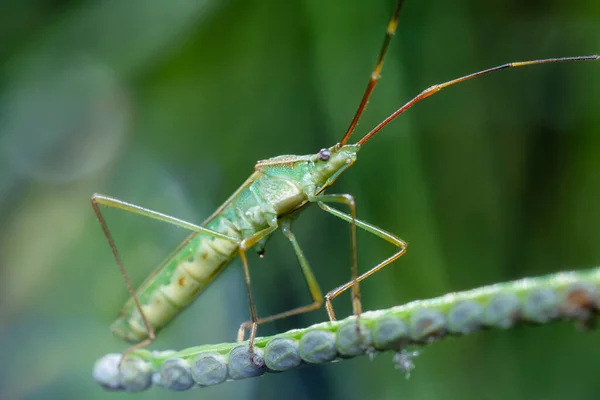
<box><xmin>93</xmin><ymin>270</ymin><xmax>599</xmax><ymax>392</ymax></box>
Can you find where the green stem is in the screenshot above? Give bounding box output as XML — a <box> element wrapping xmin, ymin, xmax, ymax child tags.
<box><xmin>93</xmin><ymin>267</ymin><xmax>599</xmax><ymax>392</ymax></box>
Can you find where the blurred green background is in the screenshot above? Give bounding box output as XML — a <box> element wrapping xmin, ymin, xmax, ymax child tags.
<box><xmin>1</xmin><ymin>0</ymin><xmax>599</xmax><ymax>399</ymax></box>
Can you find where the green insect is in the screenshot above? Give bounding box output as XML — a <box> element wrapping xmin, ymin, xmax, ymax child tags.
<box><xmin>92</xmin><ymin>0</ymin><xmax>599</xmax><ymax>363</ymax></box>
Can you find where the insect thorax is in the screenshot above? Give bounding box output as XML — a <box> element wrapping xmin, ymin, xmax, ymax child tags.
<box><xmin>247</xmin><ymin>144</ymin><xmax>360</xmax><ymax>220</ymax></box>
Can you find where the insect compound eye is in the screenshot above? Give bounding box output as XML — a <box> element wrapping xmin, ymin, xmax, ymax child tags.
<box><xmin>318</xmin><ymin>148</ymin><xmax>331</xmax><ymax>161</ymax></box>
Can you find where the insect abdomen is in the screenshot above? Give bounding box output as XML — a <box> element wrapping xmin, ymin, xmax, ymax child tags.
<box><xmin>111</xmin><ymin>216</ymin><xmax>242</xmax><ymax>342</ymax></box>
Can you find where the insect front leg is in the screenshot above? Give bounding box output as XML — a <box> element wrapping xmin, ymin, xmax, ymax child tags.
<box><xmin>308</xmin><ymin>194</ymin><xmax>360</xmax><ymax>320</ymax></box>
<box><xmin>316</xmin><ymin>200</ymin><xmax>408</xmax><ymax>314</ymax></box>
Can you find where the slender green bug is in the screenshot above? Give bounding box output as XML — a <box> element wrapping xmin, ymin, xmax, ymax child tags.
<box><xmin>92</xmin><ymin>0</ymin><xmax>599</xmax><ymax>363</ymax></box>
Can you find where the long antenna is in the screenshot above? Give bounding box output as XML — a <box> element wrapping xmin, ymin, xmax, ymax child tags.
<box><xmin>339</xmin><ymin>0</ymin><xmax>406</xmax><ymax>146</ymax></box>
<box><xmin>357</xmin><ymin>55</ymin><xmax>600</xmax><ymax>146</ymax></box>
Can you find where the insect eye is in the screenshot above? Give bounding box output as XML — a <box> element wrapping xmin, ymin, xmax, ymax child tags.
<box><xmin>318</xmin><ymin>148</ymin><xmax>331</xmax><ymax>161</ymax></box>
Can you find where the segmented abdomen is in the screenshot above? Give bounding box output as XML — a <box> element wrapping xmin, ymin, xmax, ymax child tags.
<box><xmin>111</xmin><ymin>215</ymin><xmax>242</xmax><ymax>342</ymax></box>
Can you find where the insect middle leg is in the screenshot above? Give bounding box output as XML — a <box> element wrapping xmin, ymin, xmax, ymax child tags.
<box><xmin>237</xmin><ymin>218</ymin><xmax>324</xmax><ymax>341</ymax></box>
<box><xmin>91</xmin><ymin>193</ymin><xmax>240</xmax><ymax>362</ymax></box>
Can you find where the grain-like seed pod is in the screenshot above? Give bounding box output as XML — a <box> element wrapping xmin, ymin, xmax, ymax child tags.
<box><xmin>92</xmin><ymin>354</ymin><xmax>123</xmax><ymax>391</ymax></box>
<box><xmin>119</xmin><ymin>357</ymin><xmax>153</xmax><ymax>392</ymax></box>
<box><xmin>264</xmin><ymin>338</ymin><xmax>302</xmax><ymax>371</ymax></box>
<box><xmin>191</xmin><ymin>352</ymin><xmax>228</xmax><ymax>386</ymax></box>
<box><xmin>448</xmin><ymin>301</ymin><xmax>484</xmax><ymax>334</ymax></box>
<box><xmin>562</xmin><ymin>283</ymin><xmax>598</xmax><ymax>322</ymax></box>
<box><xmin>409</xmin><ymin>308</ymin><xmax>446</xmax><ymax>342</ymax></box>
<box><xmin>372</xmin><ymin>316</ymin><xmax>409</xmax><ymax>349</ymax></box>
<box><xmin>93</xmin><ymin>266</ymin><xmax>600</xmax><ymax>392</ymax></box>
<box><xmin>482</xmin><ymin>292</ymin><xmax>521</xmax><ymax>328</ymax></box>
<box><xmin>298</xmin><ymin>330</ymin><xmax>337</xmax><ymax>363</ymax></box>
<box><xmin>228</xmin><ymin>345</ymin><xmax>266</xmax><ymax>380</ymax></box>
<box><xmin>336</xmin><ymin>319</ymin><xmax>372</xmax><ymax>357</ymax></box>
<box><xmin>160</xmin><ymin>358</ymin><xmax>195</xmax><ymax>391</ymax></box>
<box><xmin>523</xmin><ymin>288</ymin><xmax>559</xmax><ymax>323</ymax></box>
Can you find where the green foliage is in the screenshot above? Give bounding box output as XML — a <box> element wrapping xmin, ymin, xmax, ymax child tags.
<box><xmin>0</xmin><ymin>0</ymin><xmax>599</xmax><ymax>399</ymax></box>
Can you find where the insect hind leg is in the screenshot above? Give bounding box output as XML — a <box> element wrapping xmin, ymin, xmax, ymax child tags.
<box><xmin>91</xmin><ymin>193</ymin><xmax>239</xmax><ymax>364</ymax></box>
